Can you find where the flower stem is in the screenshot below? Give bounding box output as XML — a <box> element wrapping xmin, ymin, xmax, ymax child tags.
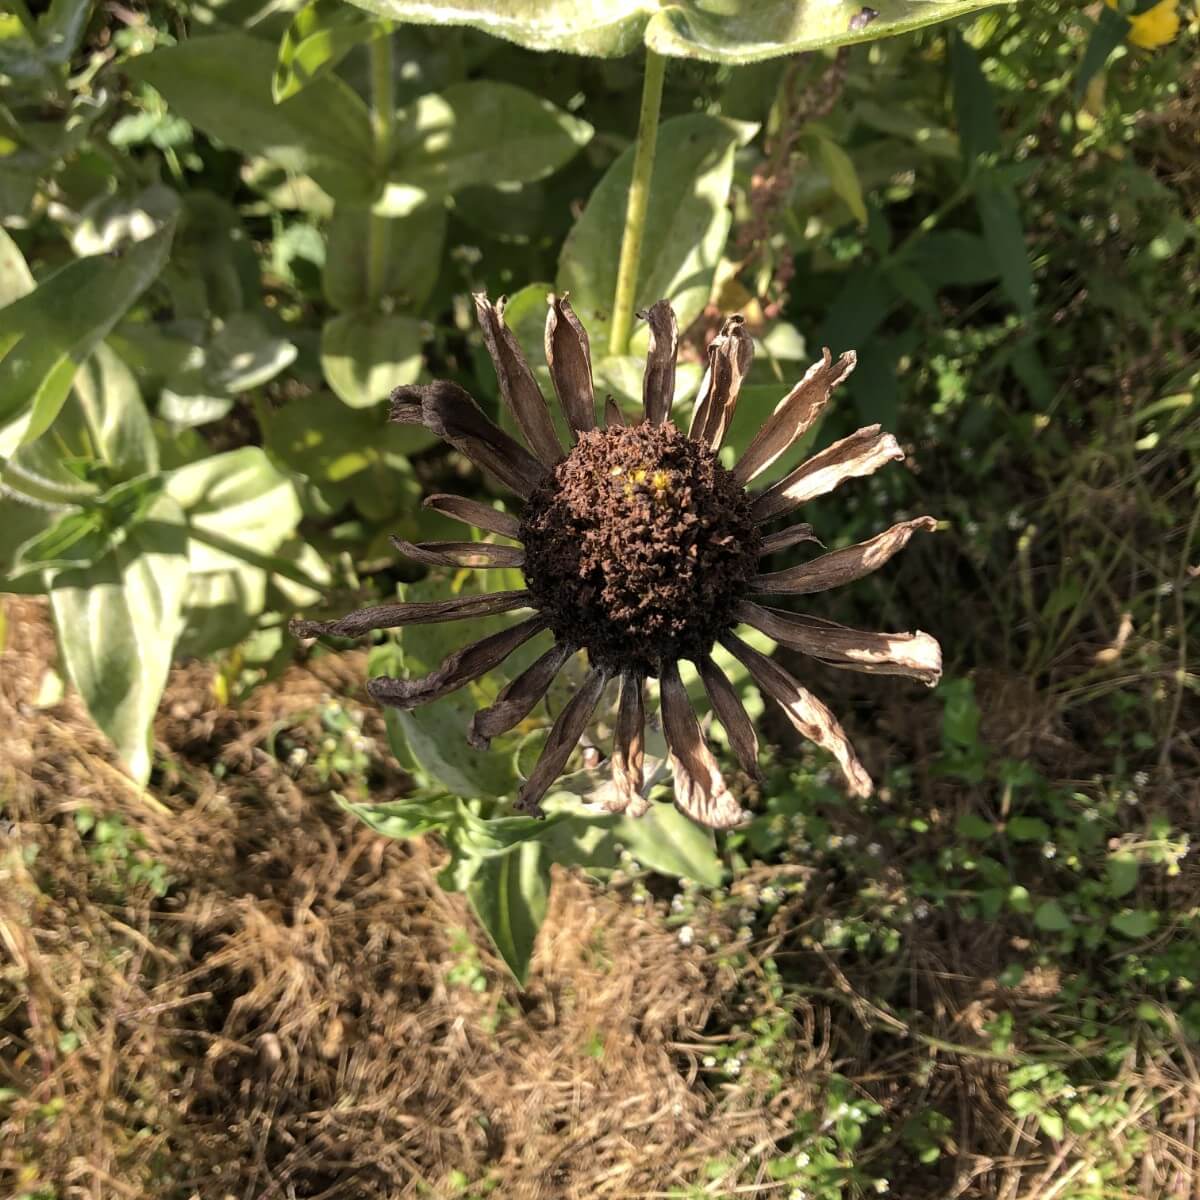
<box><xmin>365</xmin><ymin>27</ymin><xmax>395</xmax><ymax>306</ymax></box>
<box><xmin>608</xmin><ymin>49</ymin><xmax>666</xmax><ymax>358</ymax></box>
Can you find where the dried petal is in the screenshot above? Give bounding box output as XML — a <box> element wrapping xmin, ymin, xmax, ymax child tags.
<box><xmin>468</xmin><ymin>640</ymin><xmax>575</xmax><ymax>751</ymax></box>
<box><xmin>697</xmin><ymin>656</ymin><xmax>760</xmax><ymax>778</ymax></box>
<box><xmin>389</xmin><ymin>537</ymin><xmax>524</xmax><ymax>569</ymax></box>
<box><xmin>606</xmin><ymin>671</ymin><xmax>649</xmax><ymax>817</ymax></box>
<box><xmin>688</xmin><ymin>315</ymin><xmax>753</xmax><ymax>452</ymax></box>
<box><xmin>736</xmin><ymin>601</ymin><xmax>943</xmax><ymax>686</ymax></box>
<box><xmin>659</xmin><ymin>660</ymin><xmax>745</xmax><ymax>829</ymax></box>
<box><xmin>639</xmin><ymin>300</ymin><xmax>677</xmax><ymax>426</ymax></box>
<box><xmin>758</xmin><ymin>523</ymin><xmax>822</xmax><ymax>556</ymax></box>
<box><xmin>389</xmin><ymin>381</ymin><xmax>546</xmax><ymax>498</ymax></box>
<box><xmin>752</xmin><ymin>425</ymin><xmax>904</xmax><ymax>522</ymax></box>
<box><xmin>604</xmin><ymin>395</ymin><xmax>626</xmax><ymax>428</ymax></box>
<box><xmin>516</xmin><ymin>666</ymin><xmax>609</xmax><ymax>816</ymax></box>
<box><xmin>732</xmin><ymin>349</ymin><xmax>856</xmax><ymax>485</ymax></box>
<box><xmin>290</xmin><ymin>590</ymin><xmax>531</xmax><ymax>639</ymax></box>
<box><xmin>368</xmin><ymin>615</ymin><xmax>546</xmax><ymax>710</ymax></box>
<box><xmin>751</xmin><ymin>517</ymin><xmax>937</xmax><ymax>596</ymax></box>
<box><xmin>545</xmin><ymin>294</ymin><xmax>595</xmax><ymax>438</ymax></box>
<box><xmin>721</xmin><ymin>632</ymin><xmax>872</xmax><ymax>798</ymax></box>
<box><xmin>473</xmin><ymin>293</ymin><xmax>564</xmax><ymax>466</ymax></box>
<box><xmin>423</xmin><ymin>493</ymin><xmax>522</xmax><ymax>541</ymax></box>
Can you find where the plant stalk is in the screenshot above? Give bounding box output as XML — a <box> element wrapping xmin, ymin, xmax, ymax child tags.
<box><xmin>365</xmin><ymin>27</ymin><xmax>395</xmax><ymax>306</ymax></box>
<box><xmin>608</xmin><ymin>49</ymin><xmax>666</xmax><ymax>358</ymax></box>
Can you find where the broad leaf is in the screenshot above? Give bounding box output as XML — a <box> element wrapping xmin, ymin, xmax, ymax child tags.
<box><xmin>558</xmin><ymin>114</ymin><xmax>748</xmax><ymax>348</ymax></box>
<box><xmin>274</xmin><ymin>0</ymin><xmax>385</xmax><ymax>102</ymax></box>
<box><xmin>613</xmin><ymin>802</ymin><xmax>724</xmax><ymax>886</ymax></box>
<box><xmin>0</xmin><ymin>190</ymin><xmax>176</xmax><ymax>453</ymax></box>
<box><xmin>465</xmin><ymin>839</ymin><xmax>550</xmax><ymax>986</ymax></box>
<box><xmin>126</xmin><ymin>33</ymin><xmax>375</xmax><ymax>203</ymax></box>
<box><xmin>345</xmin><ymin>0</ymin><xmax>1017</xmax><ymax>61</ymax></box>
<box><xmin>0</xmin><ymin>228</ymin><xmax>34</xmax><ymax>307</ymax></box>
<box><xmin>49</xmin><ymin>493</ymin><xmax>189</xmax><ymax>784</ymax></box>
<box><xmin>321</xmin><ymin>312</ymin><xmax>423</xmax><ymax>407</ymax></box>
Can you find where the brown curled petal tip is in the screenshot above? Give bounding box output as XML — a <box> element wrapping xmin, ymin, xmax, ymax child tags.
<box><xmin>367</xmin><ymin>615</ymin><xmax>546</xmax><ymax>711</ymax></box>
<box><xmin>606</xmin><ymin>671</ymin><xmax>648</xmax><ymax>816</ymax></box>
<box><xmin>733</xmin><ymin>348</ymin><xmax>857</xmax><ymax>485</ymax></box>
<box><xmin>758</xmin><ymin>523</ymin><xmax>823</xmax><ymax>556</ymax></box>
<box><xmin>688</xmin><ymin>315</ymin><xmax>753</xmax><ymax>452</ymax></box>
<box><xmin>721</xmin><ymin>632</ymin><xmax>873</xmax><ymax>798</ymax></box>
<box><xmin>422</xmin><ymin>494</ymin><xmax>522</xmax><ymax>541</ymax></box>
<box><xmin>468</xmin><ymin>641</ymin><xmax>575</xmax><ymax>751</ymax></box>
<box><xmin>515</xmin><ymin>667</ymin><xmax>609</xmax><ymax>817</ymax></box>
<box><xmin>751</xmin><ymin>517</ymin><xmax>937</xmax><ymax>596</ymax></box>
<box><xmin>473</xmin><ymin>292</ymin><xmax>564</xmax><ymax>466</ymax></box>
<box><xmin>752</xmin><ymin>425</ymin><xmax>904</xmax><ymax>522</ymax></box>
<box><xmin>545</xmin><ymin>294</ymin><xmax>596</xmax><ymax>438</ymax></box>
<box><xmin>640</xmin><ymin>300</ymin><xmax>678</xmax><ymax>426</ymax></box>
<box><xmin>389</xmin><ymin>537</ymin><xmax>524</xmax><ymax>569</ymax></box>
<box><xmin>659</xmin><ymin>660</ymin><xmax>746</xmax><ymax>830</ymax></box>
<box><xmin>604</xmin><ymin>395</ymin><xmax>626</xmax><ymax>428</ymax></box>
<box><xmin>388</xmin><ymin>381</ymin><xmax>547</xmax><ymax>498</ymax></box>
<box><xmin>288</xmin><ymin>590</ymin><xmax>531</xmax><ymax>639</ymax></box>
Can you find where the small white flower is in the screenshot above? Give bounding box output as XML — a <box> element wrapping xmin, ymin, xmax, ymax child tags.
<box><xmin>867</xmin><ymin>842</ymin><xmax>883</xmax><ymax>857</ymax></box>
<box><xmin>1121</xmin><ymin>790</ymin><xmax>1139</xmax><ymax>807</ymax></box>
<box><xmin>1133</xmin><ymin>771</ymin><xmax>1150</xmax><ymax>789</ymax></box>
<box><xmin>789</xmin><ymin>1189</ymin><xmax>808</xmax><ymax>1200</ymax></box>
<box><xmin>678</xmin><ymin>925</ymin><xmax>694</xmax><ymax>947</ymax></box>
<box><xmin>1082</xmin><ymin>807</ymin><xmax>1099</xmax><ymax>822</ymax></box>
<box><xmin>1159</xmin><ymin>580</ymin><xmax>1175</xmax><ymax>597</ymax></box>
<box><xmin>286</xmin><ymin>747</ymin><xmax>308</xmax><ymax>769</ymax></box>
<box><xmin>844</xmin><ymin>834</ymin><xmax>858</xmax><ymax>848</ymax></box>
<box><xmin>702</xmin><ymin>1055</ymin><xmax>716</xmax><ymax>1068</ymax></box>
<box><xmin>727</xmin><ymin>1057</ymin><xmax>742</xmax><ymax>1076</ymax></box>
<box><xmin>914</xmin><ymin>902</ymin><xmax>931</xmax><ymax>920</ymax></box>
<box><xmin>671</xmin><ymin>893</ymin><xmax>685</xmax><ymax>913</ymax></box>
<box><xmin>874</xmin><ymin>1180</ymin><xmax>890</xmax><ymax>1194</ymax></box>
<box><xmin>796</xmin><ymin>1151</ymin><xmax>810</xmax><ymax>1167</ymax></box>
<box><xmin>1043</xmin><ymin>842</ymin><xmax>1057</xmax><ymax>859</ymax></box>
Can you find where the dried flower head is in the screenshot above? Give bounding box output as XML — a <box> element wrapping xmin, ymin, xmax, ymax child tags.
<box><xmin>291</xmin><ymin>295</ymin><xmax>941</xmax><ymax>829</ymax></box>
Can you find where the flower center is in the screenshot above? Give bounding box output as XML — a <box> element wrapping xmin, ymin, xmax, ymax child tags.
<box><xmin>520</xmin><ymin>422</ymin><xmax>760</xmax><ymax>676</ymax></box>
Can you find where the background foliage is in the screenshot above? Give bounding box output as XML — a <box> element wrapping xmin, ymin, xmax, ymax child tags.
<box><xmin>1</xmin><ymin>0</ymin><xmax>1198</xmax><ymax>1196</ymax></box>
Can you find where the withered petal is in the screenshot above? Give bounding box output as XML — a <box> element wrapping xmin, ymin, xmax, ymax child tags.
<box><xmin>659</xmin><ymin>660</ymin><xmax>746</xmax><ymax>830</ymax></box>
<box><xmin>389</xmin><ymin>537</ymin><xmax>525</xmax><ymax>569</ymax></box>
<box><xmin>639</xmin><ymin>300</ymin><xmax>678</xmax><ymax>426</ymax></box>
<box><xmin>468</xmin><ymin>640</ymin><xmax>575</xmax><ymax>751</ymax></box>
<box><xmin>473</xmin><ymin>293</ymin><xmax>564</xmax><ymax>466</ymax></box>
<box><xmin>606</xmin><ymin>671</ymin><xmax>649</xmax><ymax>817</ymax></box>
<box><xmin>751</xmin><ymin>517</ymin><xmax>937</xmax><ymax>596</ymax></box>
<box><xmin>545</xmin><ymin>294</ymin><xmax>595</xmax><ymax>438</ymax></box>
<box><xmin>289</xmin><ymin>590</ymin><xmax>531</xmax><ymax>639</ymax></box>
<box><xmin>368</xmin><ymin>615</ymin><xmax>546</xmax><ymax>711</ymax></box>
<box><xmin>688</xmin><ymin>315</ymin><xmax>753</xmax><ymax>452</ymax></box>
<box><xmin>389</xmin><ymin>381</ymin><xmax>546</xmax><ymax>499</ymax></box>
<box><xmin>732</xmin><ymin>348</ymin><xmax>856</xmax><ymax>485</ymax></box>
<box><xmin>721</xmin><ymin>632</ymin><xmax>873</xmax><ymax>798</ymax></box>
<box><xmin>752</xmin><ymin>425</ymin><xmax>904</xmax><ymax>522</ymax></box>
<box><xmin>422</xmin><ymin>493</ymin><xmax>522</xmax><ymax>541</ymax></box>
<box><xmin>604</xmin><ymin>395</ymin><xmax>626</xmax><ymax>428</ymax></box>
<box><xmin>735</xmin><ymin>601</ymin><xmax>943</xmax><ymax>686</ymax></box>
<box><xmin>758</xmin><ymin>523</ymin><xmax>822</xmax><ymax>556</ymax></box>
<box><xmin>698</xmin><ymin>656</ymin><xmax>761</xmax><ymax>779</ymax></box>
<box><xmin>516</xmin><ymin>666</ymin><xmax>609</xmax><ymax>817</ymax></box>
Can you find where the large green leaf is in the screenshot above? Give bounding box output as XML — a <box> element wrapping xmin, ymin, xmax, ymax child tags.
<box><xmin>274</xmin><ymin>0</ymin><xmax>386</xmax><ymax>102</ymax></box>
<box><xmin>0</xmin><ymin>228</ymin><xmax>34</xmax><ymax>307</ymax></box>
<box><xmin>465</xmin><ymin>839</ymin><xmax>550</xmax><ymax>986</ymax></box>
<box><xmin>164</xmin><ymin>446</ymin><xmax>302</xmax><ymax>574</ymax></box>
<box><xmin>126</xmin><ymin>33</ymin><xmax>375</xmax><ymax>203</ymax></box>
<box><xmin>49</xmin><ymin>493</ymin><xmax>189</xmax><ymax>784</ymax></box>
<box><xmin>344</xmin><ymin>0</ymin><xmax>1016</xmax><ymax>62</ymax></box>
<box><xmin>0</xmin><ymin>191</ymin><xmax>176</xmax><ymax>454</ymax></box>
<box><xmin>377</xmin><ymin>82</ymin><xmax>592</xmax><ymax>216</ymax></box>
<box><xmin>558</xmin><ymin>114</ymin><xmax>747</xmax><ymax>347</ymax></box>
<box><xmin>320</xmin><ymin>312</ymin><xmax>423</xmax><ymax>407</ymax></box>
<box><xmin>613</xmin><ymin>802</ymin><xmax>724</xmax><ymax>886</ymax></box>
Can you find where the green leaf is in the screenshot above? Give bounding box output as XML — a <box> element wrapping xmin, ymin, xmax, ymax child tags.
<box><xmin>0</xmin><ymin>189</ymin><xmax>176</xmax><ymax>453</ymax></box>
<box><xmin>68</xmin><ymin>343</ymin><xmax>159</xmax><ymax>481</ymax></box>
<box><xmin>1033</xmin><ymin>900</ymin><xmax>1071</xmax><ymax>932</ymax></box>
<box><xmin>465</xmin><ymin>839</ymin><xmax>550</xmax><ymax>986</ymax></box>
<box><xmin>948</xmin><ymin>32</ymin><xmax>1001</xmax><ymax>161</ymax></box>
<box><xmin>323</xmin><ymin>203</ymin><xmax>446</xmax><ymax>311</ymax></box>
<box><xmin>377</xmin><ymin>82</ymin><xmax>592</xmax><ymax>216</ymax></box>
<box><xmin>320</xmin><ymin>312</ymin><xmax>423</xmax><ymax>407</ymax></box>
<box><xmin>1110</xmin><ymin>909</ymin><xmax>1157</xmax><ymax>939</ymax></box>
<box><xmin>1007</xmin><ymin>816</ymin><xmax>1050</xmax><ymax>843</ymax></box>
<box><xmin>164</xmin><ymin>446</ymin><xmax>301</xmax><ymax>574</ymax></box>
<box><xmin>49</xmin><ymin>493</ymin><xmax>189</xmax><ymax>784</ymax></box>
<box><xmin>808</xmin><ymin>131</ymin><xmax>867</xmax><ymax>226</ymax></box>
<box><xmin>559</xmin><ymin>113</ymin><xmax>748</xmax><ymax>347</ymax></box>
<box><xmin>339</xmin><ymin>793</ymin><xmax>463</xmax><ymax>840</ymax></box>
<box><xmin>274</xmin><ymin>0</ymin><xmax>385</xmax><ymax>103</ymax></box>
<box><xmin>0</xmin><ymin>227</ymin><xmax>34</xmax><ymax>307</ymax></box>
<box><xmin>975</xmin><ymin>177</ymin><xmax>1035</xmax><ymax>319</ymax></box>
<box><xmin>343</xmin><ymin>0</ymin><xmax>1017</xmax><ymax>63</ymax></box>
<box><xmin>1105</xmin><ymin>853</ymin><xmax>1139</xmax><ymax>899</ymax></box>
<box><xmin>956</xmin><ymin>812</ymin><xmax>995</xmax><ymax>840</ymax></box>
<box><xmin>613</xmin><ymin>802</ymin><xmax>724</xmax><ymax>886</ymax></box>
<box><xmin>176</xmin><ymin>565</ymin><xmax>266</xmax><ymax>658</ymax></box>
<box><xmin>1075</xmin><ymin>7</ymin><xmax>1130</xmax><ymax>103</ymax></box>
<box><xmin>126</xmin><ymin>33</ymin><xmax>374</xmax><ymax>203</ymax></box>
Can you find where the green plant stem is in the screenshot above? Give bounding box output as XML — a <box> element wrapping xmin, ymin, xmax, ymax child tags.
<box><xmin>608</xmin><ymin>49</ymin><xmax>666</xmax><ymax>358</ymax></box>
<box><xmin>365</xmin><ymin>27</ymin><xmax>395</xmax><ymax>307</ymax></box>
